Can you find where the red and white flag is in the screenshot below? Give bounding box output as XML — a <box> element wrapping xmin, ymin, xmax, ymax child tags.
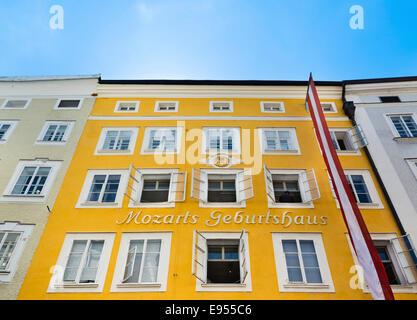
<box><xmin>306</xmin><ymin>74</ymin><xmax>394</xmax><ymax>300</ymax></box>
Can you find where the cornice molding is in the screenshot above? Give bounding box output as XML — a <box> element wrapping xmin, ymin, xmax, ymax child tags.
<box><xmin>97</xmin><ymin>84</ymin><xmax>342</xmax><ymax>99</ymax></box>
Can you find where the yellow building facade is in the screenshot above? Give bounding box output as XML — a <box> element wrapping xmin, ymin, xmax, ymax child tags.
<box><xmin>18</xmin><ymin>80</ymin><xmax>417</xmax><ymax>300</ymax></box>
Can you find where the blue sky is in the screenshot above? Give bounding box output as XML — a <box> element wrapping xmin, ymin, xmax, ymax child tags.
<box><xmin>0</xmin><ymin>0</ymin><xmax>416</xmax><ymax>81</ymax></box>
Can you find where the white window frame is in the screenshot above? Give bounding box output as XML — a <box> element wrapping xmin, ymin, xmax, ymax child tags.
<box><xmin>193</xmin><ymin>168</ymin><xmax>252</xmax><ymax>208</ymax></box>
<box><xmin>345</xmin><ymin>232</ymin><xmax>417</xmax><ymax>294</ymax></box>
<box><xmin>47</xmin><ymin>232</ymin><xmax>115</xmax><ymax>293</ymax></box>
<box><xmin>1</xmin><ymin>159</ymin><xmax>62</xmax><ymax>203</ymax></box>
<box><xmin>328</xmin><ymin>128</ymin><xmax>361</xmax><ymax>155</ymax></box>
<box><xmin>385</xmin><ymin>113</ymin><xmax>417</xmax><ymax>140</ymax></box>
<box><xmin>126</xmin><ymin>168</ymin><xmax>180</xmax><ymax>208</ymax></box>
<box><xmin>330</xmin><ymin>170</ymin><xmax>384</xmax><ymax>209</ymax></box>
<box><xmin>320</xmin><ymin>102</ymin><xmax>337</xmax><ymax>113</ymax></box>
<box><xmin>53</xmin><ymin>98</ymin><xmax>84</xmax><ymax>110</ymax></box>
<box><xmin>111</xmin><ymin>232</ymin><xmax>172</xmax><ymax>292</ymax></box>
<box><xmin>209</xmin><ymin>101</ymin><xmax>233</xmax><ymax>113</ymax></box>
<box><xmin>0</xmin><ymin>222</ymin><xmax>34</xmax><ymax>283</ymax></box>
<box><xmin>35</xmin><ymin>121</ymin><xmax>75</xmax><ymax>146</ymax></box>
<box><xmin>258</xmin><ymin>128</ymin><xmax>300</xmax><ymax>155</ymax></box>
<box><xmin>193</xmin><ymin>231</ymin><xmax>252</xmax><ymax>292</ymax></box>
<box><xmin>0</xmin><ymin>120</ymin><xmax>18</xmax><ymax>144</ymax></box>
<box><xmin>272</xmin><ymin>232</ymin><xmax>335</xmax><ymax>293</ymax></box>
<box><xmin>202</xmin><ymin>127</ymin><xmax>241</xmax><ymax>155</ymax></box>
<box><xmin>140</xmin><ymin>126</ymin><xmax>183</xmax><ymax>155</ymax></box>
<box><xmin>114</xmin><ymin>101</ymin><xmax>140</xmax><ymax>113</ymax></box>
<box><xmin>260</xmin><ymin>101</ymin><xmax>285</xmax><ymax>113</ymax></box>
<box><xmin>265</xmin><ymin>169</ymin><xmax>317</xmax><ymax>209</ymax></box>
<box><xmin>95</xmin><ymin>127</ymin><xmax>139</xmax><ymax>155</ymax></box>
<box><xmin>76</xmin><ymin>169</ymin><xmax>128</xmax><ymax>208</ymax></box>
<box><xmin>154</xmin><ymin>101</ymin><xmax>179</xmax><ymax>113</ymax></box>
<box><xmin>0</xmin><ymin>98</ymin><xmax>31</xmax><ymax>110</ymax></box>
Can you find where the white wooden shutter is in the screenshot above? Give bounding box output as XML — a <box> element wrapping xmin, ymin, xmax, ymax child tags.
<box><xmin>300</xmin><ymin>169</ymin><xmax>320</xmax><ymax>203</ymax></box>
<box><xmin>122</xmin><ymin>246</ymin><xmax>137</xmax><ymax>283</ymax></box>
<box><xmin>191</xmin><ymin>230</ymin><xmax>207</xmax><ymax>284</ymax></box>
<box><xmin>236</xmin><ymin>169</ymin><xmax>254</xmax><ymax>203</ymax></box>
<box><xmin>328</xmin><ymin>174</ymin><xmax>337</xmax><ymax>198</ymax></box>
<box><xmin>264</xmin><ymin>165</ymin><xmax>275</xmax><ymax>202</ymax></box>
<box><xmin>390</xmin><ymin>234</ymin><xmax>417</xmax><ymax>284</ymax></box>
<box><xmin>168</xmin><ymin>172</ymin><xmax>187</xmax><ymax>202</ymax></box>
<box><xmin>190</xmin><ymin>168</ymin><xmax>208</xmax><ymax>202</ymax></box>
<box><xmin>239</xmin><ymin>228</ymin><xmax>249</xmax><ymax>284</ymax></box>
<box><xmin>124</xmin><ymin>164</ymin><xmax>143</xmax><ymax>204</ymax></box>
<box><xmin>349</xmin><ymin>125</ymin><xmax>368</xmax><ymax>150</ymax></box>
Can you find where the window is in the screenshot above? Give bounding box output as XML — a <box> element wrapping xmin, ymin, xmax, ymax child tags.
<box><xmin>191</xmin><ymin>168</ymin><xmax>253</xmax><ymax>208</ymax></box>
<box><xmin>380</xmin><ymin>96</ymin><xmax>401</xmax><ymax>103</ymax></box>
<box><xmin>264</xmin><ymin>166</ymin><xmax>320</xmax><ymax>208</ymax></box>
<box><xmin>261</xmin><ymin>101</ymin><xmax>285</xmax><ymax>113</ymax></box>
<box><xmin>210</xmin><ymin>101</ymin><xmax>233</xmax><ymax>112</ymax></box>
<box><xmin>0</xmin><ymin>121</ymin><xmax>18</xmax><ymax>143</ymax></box>
<box><xmin>155</xmin><ymin>101</ymin><xmax>178</xmax><ymax>112</ymax></box>
<box><xmin>54</xmin><ymin>99</ymin><xmax>82</xmax><ymax>110</ymax></box>
<box><xmin>36</xmin><ymin>121</ymin><xmax>74</xmax><ymax>145</ymax></box>
<box><xmin>272</xmin><ymin>232</ymin><xmax>334</xmax><ymax>292</ymax></box>
<box><xmin>1</xmin><ymin>99</ymin><xmax>30</xmax><ymax>109</ymax></box>
<box><xmin>388</xmin><ymin>114</ymin><xmax>417</xmax><ymax>138</ymax></box>
<box><xmin>114</xmin><ymin>101</ymin><xmax>139</xmax><ymax>112</ymax></box>
<box><xmin>260</xmin><ymin>128</ymin><xmax>300</xmax><ymax>154</ymax></box>
<box><xmin>95</xmin><ymin>127</ymin><xmax>138</xmax><ymax>155</ymax></box>
<box><xmin>329</xmin><ymin>129</ymin><xmax>356</xmax><ymax>152</ymax></box>
<box><xmin>192</xmin><ymin>230</ymin><xmax>252</xmax><ymax>292</ymax></box>
<box><xmin>141</xmin><ymin>127</ymin><xmax>182</xmax><ymax>154</ymax></box>
<box><xmin>347</xmin><ymin>233</ymin><xmax>417</xmax><ymax>293</ymax></box>
<box><xmin>125</xmin><ymin>167</ymin><xmax>186</xmax><ymax>207</ymax></box>
<box><xmin>320</xmin><ymin>102</ymin><xmax>337</xmax><ymax>113</ymax></box>
<box><xmin>328</xmin><ymin>170</ymin><xmax>383</xmax><ymax>209</ymax></box>
<box><xmin>0</xmin><ymin>222</ymin><xmax>34</xmax><ymax>283</ymax></box>
<box><xmin>111</xmin><ymin>232</ymin><xmax>172</xmax><ymax>292</ymax></box>
<box><xmin>203</xmin><ymin>127</ymin><xmax>241</xmax><ymax>154</ymax></box>
<box><xmin>76</xmin><ymin>169</ymin><xmax>128</xmax><ymax>208</ymax></box>
<box><xmin>1</xmin><ymin>160</ymin><xmax>62</xmax><ymax>203</ymax></box>
<box><xmin>48</xmin><ymin>233</ymin><xmax>115</xmax><ymax>293</ymax></box>
<box><xmin>345</xmin><ymin>174</ymin><xmax>372</xmax><ymax>204</ymax></box>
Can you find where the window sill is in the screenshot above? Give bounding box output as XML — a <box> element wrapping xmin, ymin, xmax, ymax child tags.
<box><xmin>0</xmin><ymin>270</ymin><xmax>11</xmax><ymax>275</ymax></box>
<box><xmin>263</xmin><ymin>149</ymin><xmax>300</xmax><ymax>155</ymax></box>
<box><xmin>362</xmin><ymin>284</ymin><xmax>417</xmax><ymax>294</ymax></box>
<box><xmin>393</xmin><ymin>137</ymin><xmax>417</xmax><ymax>143</ymax></box>
<box><xmin>283</xmin><ymin>283</ymin><xmax>330</xmax><ymax>289</ymax></box>
<box><xmin>128</xmin><ymin>202</ymin><xmax>175</xmax><ymax>208</ymax></box>
<box><xmin>201</xmin><ymin>283</ymin><xmax>246</xmax><ymax>288</ymax></box>
<box><xmin>116</xmin><ymin>283</ymin><xmax>162</xmax><ymax>289</ymax></box>
<box><xmin>54</xmin><ymin>283</ymin><xmax>99</xmax><ymax>289</ymax></box>
<box><xmin>141</xmin><ymin>149</ymin><xmax>178</xmax><ymax>154</ymax></box>
<box><xmin>3</xmin><ymin>194</ymin><xmax>44</xmax><ymax>198</ymax></box>
<box><xmin>80</xmin><ymin>201</ymin><xmax>119</xmax><ymax>207</ymax></box>
<box><xmin>200</xmin><ymin>202</ymin><xmax>246</xmax><ymax>208</ymax></box>
<box><xmin>336</xmin><ymin>150</ymin><xmax>360</xmax><ymax>155</ymax></box>
<box><xmin>96</xmin><ymin>149</ymin><xmax>132</xmax><ymax>154</ymax></box>
<box><xmin>268</xmin><ymin>202</ymin><xmax>314</xmax><ymax>209</ymax></box>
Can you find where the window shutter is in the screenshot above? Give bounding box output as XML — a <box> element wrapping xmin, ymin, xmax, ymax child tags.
<box><xmin>124</xmin><ymin>164</ymin><xmax>143</xmax><ymax>204</ymax></box>
<box><xmin>390</xmin><ymin>234</ymin><xmax>417</xmax><ymax>284</ymax></box>
<box><xmin>239</xmin><ymin>228</ymin><xmax>249</xmax><ymax>284</ymax></box>
<box><xmin>263</xmin><ymin>165</ymin><xmax>275</xmax><ymax>202</ymax></box>
<box><xmin>300</xmin><ymin>169</ymin><xmax>321</xmax><ymax>203</ymax></box>
<box><xmin>168</xmin><ymin>172</ymin><xmax>187</xmax><ymax>202</ymax></box>
<box><xmin>190</xmin><ymin>168</ymin><xmax>208</xmax><ymax>203</ymax></box>
<box><xmin>236</xmin><ymin>169</ymin><xmax>254</xmax><ymax>202</ymax></box>
<box><xmin>122</xmin><ymin>246</ymin><xmax>137</xmax><ymax>283</ymax></box>
<box><xmin>191</xmin><ymin>230</ymin><xmax>207</xmax><ymax>284</ymax></box>
<box><xmin>328</xmin><ymin>174</ymin><xmax>337</xmax><ymax>199</ymax></box>
<box><xmin>349</xmin><ymin>125</ymin><xmax>368</xmax><ymax>149</ymax></box>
